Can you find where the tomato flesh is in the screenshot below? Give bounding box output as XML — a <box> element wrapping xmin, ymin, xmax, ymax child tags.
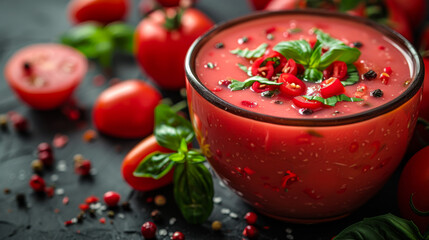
<box><xmin>278</xmin><ymin>73</ymin><xmax>306</xmax><ymax>97</ymax></box>
<box><xmin>4</xmin><ymin>44</ymin><xmax>87</xmax><ymax>110</ymax></box>
<box><xmin>292</xmin><ymin>96</ymin><xmax>322</xmax><ymax>109</ymax></box>
<box><xmin>121</xmin><ymin>135</ymin><xmax>174</xmax><ymax>191</ymax></box>
<box><xmin>320</xmin><ymin>77</ymin><xmax>345</xmax><ymax>98</ymax></box>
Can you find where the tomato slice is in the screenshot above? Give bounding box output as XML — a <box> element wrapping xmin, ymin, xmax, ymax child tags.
<box><xmin>282</xmin><ymin>59</ymin><xmax>298</xmax><ymax>75</ymax></box>
<box><xmin>278</xmin><ymin>73</ymin><xmax>306</xmax><ymax>97</ymax></box>
<box><xmin>251</xmin><ymin>81</ymin><xmax>278</xmax><ymax>93</ymax></box>
<box><xmin>292</xmin><ymin>96</ymin><xmax>322</xmax><ymax>109</ymax></box>
<box><xmin>320</xmin><ymin>77</ymin><xmax>345</xmax><ymax>98</ymax></box>
<box><xmin>323</xmin><ymin>61</ymin><xmax>348</xmax><ymax>80</ymax></box>
<box><xmin>4</xmin><ymin>44</ymin><xmax>88</xmax><ymax>110</ymax></box>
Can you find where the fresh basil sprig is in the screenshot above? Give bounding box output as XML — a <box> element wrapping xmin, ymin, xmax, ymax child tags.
<box><xmin>230</xmin><ymin>43</ymin><xmax>268</xmax><ymax>59</ymax></box>
<box><xmin>61</xmin><ymin>22</ymin><xmax>134</xmax><ymax>67</ymax></box>
<box><xmin>228</xmin><ymin>76</ymin><xmax>283</xmax><ymax>91</ymax></box>
<box><xmin>303</xmin><ymin>94</ymin><xmax>363</xmax><ymax>106</ymax></box>
<box><xmin>133</xmin><ymin>104</ymin><xmax>214</xmax><ymax>224</ymax></box>
<box><xmin>273</xmin><ymin>29</ymin><xmax>361</xmax><ymax>83</ymax></box>
<box><xmin>333</xmin><ymin>214</ymin><xmax>425</xmax><ymax>240</ymax></box>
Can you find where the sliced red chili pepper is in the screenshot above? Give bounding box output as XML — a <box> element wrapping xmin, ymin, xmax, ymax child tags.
<box><xmin>251</xmin><ymin>57</ymin><xmax>265</xmax><ymax>76</ymax></box>
<box><xmin>251</xmin><ymin>81</ymin><xmax>278</xmax><ymax>93</ymax></box>
<box><xmin>292</xmin><ymin>96</ymin><xmax>322</xmax><ymax>109</ymax></box>
<box><xmin>323</xmin><ymin>61</ymin><xmax>348</xmax><ymax>80</ymax></box>
<box><xmin>282</xmin><ymin>59</ymin><xmax>298</xmax><ymax>76</ymax></box>
<box><xmin>251</xmin><ymin>58</ymin><xmax>275</xmax><ymax>79</ymax></box>
<box><xmin>278</xmin><ymin>73</ymin><xmax>306</xmax><ymax>97</ymax></box>
<box><xmin>320</xmin><ymin>77</ymin><xmax>345</xmax><ymax>98</ymax></box>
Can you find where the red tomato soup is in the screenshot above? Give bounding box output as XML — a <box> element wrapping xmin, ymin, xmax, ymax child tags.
<box><xmin>186</xmin><ymin>11</ymin><xmax>423</xmax><ymax>222</ymax></box>
<box><xmin>5</xmin><ymin>44</ymin><xmax>87</xmax><ymax>110</ymax></box>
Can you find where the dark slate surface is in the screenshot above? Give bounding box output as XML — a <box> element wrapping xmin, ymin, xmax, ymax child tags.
<box><xmin>0</xmin><ymin>0</ymin><xmax>419</xmax><ymax>239</ymax></box>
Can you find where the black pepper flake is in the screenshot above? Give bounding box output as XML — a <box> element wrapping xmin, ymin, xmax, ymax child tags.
<box><xmin>363</xmin><ymin>70</ymin><xmax>377</xmax><ymax>80</ymax></box>
<box><xmin>238</xmin><ymin>36</ymin><xmax>249</xmax><ymax>44</ymax></box>
<box><xmin>261</xmin><ymin>90</ymin><xmax>276</xmax><ymax>98</ymax></box>
<box><xmin>370</xmin><ymin>89</ymin><xmax>383</xmax><ymax>97</ymax></box>
<box><xmin>77</xmin><ymin>211</ymin><xmax>85</xmax><ymax>223</ymax></box>
<box><xmin>89</xmin><ymin>209</ymin><xmax>96</xmax><ymax>217</ymax></box>
<box><xmin>353</xmin><ymin>42</ymin><xmax>363</xmax><ymax>48</ymax></box>
<box><xmin>299</xmin><ymin>108</ymin><xmax>314</xmax><ymax>115</ymax></box>
<box><xmin>215</xmin><ymin>42</ymin><xmax>224</xmax><ymax>49</ymax></box>
<box><xmin>150</xmin><ymin>209</ymin><xmax>163</xmax><ymax>222</ymax></box>
<box><xmin>274</xmin><ymin>100</ymin><xmax>283</xmax><ymax>105</ymax></box>
<box><xmin>107</xmin><ymin>210</ymin><xmax>115</xmax><ymax>218</ymax></box>
<box><xmin>16</xmin><ymin>193</ymin><xmax>26</xmax><ymax>207</ymax></box>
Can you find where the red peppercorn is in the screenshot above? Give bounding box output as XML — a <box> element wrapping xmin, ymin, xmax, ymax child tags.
<box><xmin>38</xmin><ymin>151</ymin><xmax>54</xmax><ymax>166</ymax></box>
<box><xmin>85</xmin><ymin>195</ymin><xmax>99</xmax><ymax>204</ymax></box>
<box><xmin>79</xmin><ymin>203</ymin><xmax>90</xmax><ymax>211</ymax></box>
<box><xmin>172</xmin><ymin>231</ymin><xmax>185</xmax><ymax>240</ymax></box>
<box><xmin>244</xmin><ymin>212</ymin><xmax>258</xmax><ymax>225</ymax></box>
<box><xmin>141</xmin><ymin>221</ymin><xmax>157</xmax><ymax>239</ymax></box>
<box><xmin>37</xmin><ymin>142</ymin><xmax>52</xmax><ymax>153</ymax></box>
<box><xmin>242</xmin><ymin>225</ymin><xmax>258</xmax><ymax>239</ymax></box>
<box><xmin>29</xmin><ymin>175</ymin><xmax>45</xmax><ymax>192</ymax></box>
<box><xmin>103</xmin><ymin>191</ymin><xmax>121</xmax><ymax>207</ymax></box>
<box><xmin>45</xmin><ymin>186</ymin><xmax>55</xmax><ymax>197</ymax></box>
<box><xmin>8</xmin><ymin>112</ymin><xmax>28</xmax><ymax>132</ymax></box>
<box><xmin>75</xmin><ymin>159</ymin><xmax>91</xmax><ymax>175</ymax></box>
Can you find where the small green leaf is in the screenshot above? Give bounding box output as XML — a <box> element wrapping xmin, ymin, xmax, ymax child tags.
<box><xmin>133</xmin><ymin>152</ymin><xmax>174</xmax><ymax>179</ymax></box>
<box><xmin>273</xmin><ymin>40</ymin><xmax>312</xmax><ymax>65</ymax></box>
<box><xmin>228</xmin><ymin>76</ymin><xmax>282</xmax><ymax>91</ymax></box>
<box><xmin>154</xmin><ymin>104</ymin><xmax>194</xmax><ymax>151</ymax></box>
<box><xmin>309</xmin><ymin>41</ymin><xmax>322</xmax><ymax>68</ymax></box>
<box><xmin>319</xmin><ymin>45</ymin><xmax>361</xmax><ymax>68</ymax></box>
<box><xmin>187</xmin><ymin>150</ymin><xmax>206</xmax><ymax>163</ymax></box>
<box><xmin>174</xmin><ymin>162</ymin><xmax>214</xmax><ymax>224</ymax></box>
<box><xmin>179</xmin><ymin>138</ymin><xmax>188</xmax><ymax>153</ymax></box>
<box><xmin>303</xmin><ymin>68</ymin><xmax>323</xmax><ymax>83</ymax></box>
<box><xmin>334</xmin><ymin>214</ymin><xmax>424</xmax><ymax>240</ymax></box>
<box><xmin>104</xmin><ymin>22</ymin><xmax>134</xmax><ymax>53</ymax></box>
<box><xmin>303</xmin><ymin>94</ymin><xmax>363</xmax><ymax>106</ymax></box>
<box><xmin>313</xmin><ymin>28</ymin><xmax>344</xmax><ymax>49</ymax></box>
<box><xmin>170</xmin><ymin>152</ymin><xmax>186</xmax><ymax>163</ymax></box>
<box><xmin>237</xmin><ymin>63</ymin><xmax>252</xmax><ymax>76</ymax></box>
<box><xmin>341</xmin><ymin>64</ymin><xmax>359</xmax><ymax>86</ymax></box>
<box><xmin>230</xmin><ymin>43</ymin><xmax>268</xmax><ymax>59</ymax></box>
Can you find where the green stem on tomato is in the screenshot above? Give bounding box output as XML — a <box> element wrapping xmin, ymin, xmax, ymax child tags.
<box><xmin>163</xmin><ymin>7</ymin><xmax>185</xmax><ymax>31</ymax></box>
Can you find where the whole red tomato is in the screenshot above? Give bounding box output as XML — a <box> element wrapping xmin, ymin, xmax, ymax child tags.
<box><xmin>391</xmin><ymin>0</ymin><xmax>426</xmax><ymax>28</ymax></box>
<box><xmin>135</xmin><ymin>8</ymin><xmax>213</xmax><ymax>90</ymax></box>
<box><xmin>121</xmin><ymin>135</ymin><xmax>174</xmax><ymax>191</ymax></box>
<box><xmin>398</xmin><ymin>146</ymin><xmax>429</xmax><ymax>233</ymax></box>
<box><xmin>93</xmin><ymin>80</ymin><xmax>161</xmax><ymax>138</ymax></box>
<box><xmin>68</xmin><ymin>0</ymin><xmax>130</xmax><ymax>25</ymax></box>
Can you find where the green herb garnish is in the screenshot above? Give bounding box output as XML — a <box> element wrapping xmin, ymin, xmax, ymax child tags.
<box><xmin>134</xmin><ymin>104</ymin><xmax>213</xmax><ymax>224</ymax></box>
<box><xmin>303</xmin><ymin>94</ymin><xmax>363</xmax><ymax>106</ymax></box>
<box><xmin>341</xmin><ymin>64</ymin><xmax>359</xmax><ymax>86</ymax></box>
<box><xmin>228</xmin><ymin>76</ymin><xmax>283</xmax><ymax>91</ymax></box>
<box><xmin>237</xmin><ymin>63</ymin><xmax>252</xmax><ymax>76</ymax></box>
<box><xmin>230</xmin><ymin>43</ymin><xmax>268</xmax><ymax>59</ymax></box>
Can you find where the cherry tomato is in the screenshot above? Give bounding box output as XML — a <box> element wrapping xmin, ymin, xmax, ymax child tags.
<box><xmin>67</xmin><ymin>0</ymin><xmax>130</xmax><ymax>25</ymax></box>
<box><xmin>248</xmin><ymin>0</ymin><xmax>272</xmax><ymax>10</ymax></box>
<box><xmin>292</xmin><ymin>96</ymin><xmax>322</xmax><ymax>109</ymax></box>
<box><xmin>93</xmin><ymin>80</ymin><xmax>161</xmax><ymax>138</ymax></box>
<box><xmin>121</xmin><ymin>135</ymin><xmax>174</xmax><ymax>191</ymax></box>
<box><xmin>4</xmin><ymin>44</ymin><xmax>87</xmax><ymax>110</ymax></box>
<box><xmin>251</xmin><ymin>81</ymin><xmax>277</xmax><ymax>93</ymax></box>
<box><xmin>323</xmin><ymin>61</ymin><xmax>347</xmax><ymax>80</ymax></box>
<box><xmin>135</xmin><ymin>8</ymin><xmax>213</xmax><ymax>90</ymax></box>
<box><xmin>278</xmin><ymin>73</ymin><xmax>306</xmax><ymax>97</ymax></box>
<box><xmin>320</xmin><ymin>77</ymin><xmax>345</xmax><ymax>98</ymax></box>
<box><xmin>398</xmin><ymin>146</ymin><xmax>429</xmax><ymax>233</ymax></box>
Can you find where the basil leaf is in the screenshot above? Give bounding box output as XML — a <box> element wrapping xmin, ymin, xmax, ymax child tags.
<box><xmin>154</xmin><ymin>104</ymin><xmax>195</xmax><ymax>151</ymax></box>
<box><xmin>319</xmin><ymin>45</ymin><xmax>361</xmax><ymax>68</ymax></box>
<box><xmin>230</xmin><ymin>43</ymin><xmax>268</xmax><ymax>59</ymax></box>
<box><xmin>338</xmin><ymin>0</ymin><xmax>363</xmax><ymax>12</ymax></box>
<box><xmin>170</xmin><ymin>152</ymin><xmax>185</xmax><ymax>163</ymax></box>
<box><xmin>334</xmin><ymin>214</ymin><xmax>424</xmax><ymax>240</ymax></box>
<box><xmin>303</xmin><ymin>94</ymin><xmax>363</xmax><ymax>106</ymax></box>
<box><xmin>309</xmin><ymin>41</ymin><xmax>322</xmax><ymax>68</ymax></box>
<box><xmin>133</xmin><ymin>152</ymin><xmax>174</xmax><ymax>179</ymax></box>
<box><xmin>61</xmin><ymin>23</ymin><xmax>114</xmax><ymax>67</ymax></box>
<box><xmin>187</xmin><ymin>150</ymin><xmax>206</xmax><ymax>163</ymax></box>
<box><xmin>104</xmin><ymin>22</ymin><xmax>134</xmax><ymax>54</ymax></box>
<box><xmin>237</xmin><ymin>63</ymin><xmax>252</xmax><ymax>76</ymax></box>
<box><xmin>174</xmin><ymin>162</ymin><xmax>214</xmax><ymax>224</ymax></box>
<box><xmin>273</xmin><ymin>40</ymin><xmax>312</xmax><ymax>65</ymax></box>
<box><xmin>303</xmin><ymin>68</ymin><xmax>323</xmax><ymax>83</ymax></box>
<box><xmin>341</xmin><ymin>64</ymin><xmax>359</xmax><ymax>86</ymax></box>
<box><xmin>228</xmin><ymin>76</ymin><xmax>282</xmax><ymax>91</ymax></box>
<box><xmin>313</xmin><ymin>28</ymin><xmax>344</xmax><ymax>49</ymax></box>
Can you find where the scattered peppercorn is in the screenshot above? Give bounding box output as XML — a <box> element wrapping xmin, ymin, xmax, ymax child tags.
<box><xmin>370</xmin><ymin>89</ymin><xmax>383</xmax><ymax>97</ymax></box>
<box><xmin>31</xmin><ymin>159</ymin><xmax>44</xmax><ymax>173</ymax></box>
<box><xmin>244</xmin><ymin>212</ymin><xmax>258</xmax><ymax>225</ymax></box>
<box><xmin>352</xmin><ymin>42</ymin><xmax>363</xmax><ymax>48</ymax></box>
<box><xmin>299</xmin><ymin>108</ymin><xmax>313</xmax><ymax>115</ymax></box>
<box><xmin>172</xmin><ymin>231</ymin><xmax>185</xmax><ymax>240</ymax></box>
<box><xmin>211</xmin><ymin>220</ymin><xmax>222</xmax><ymax>231</ymax></box>
<box><xmin>29</xmin><ymin>175</ymin><xmax>46</xmax><ymax>192</ymax></box>
<box><xmin>89</xmin><ymin>209</ymin><xmax>96</xmax><ymax>217</ymax></box>
<box><xmin>206</xmin><ymin>62</ymin><xmax>215</xmax><ymax>69</ymax></box>
<box><xmin>8</xmin><ymin>112</ymin><xmax>28</xmax><ymax>133</ymax></box>
<box><xmin>104</xmin><ymin>191</ymin><xmax>121</xmax><ymax>207</ymax></box>
<box><xmin>363</xmin><ymin>70</ymin><xmax>377</xmax><ymax>80</ymax></box>
<box><xmin>274</xmin><ymin>100</ymin><xmax>283</xmax><ymax>105</ymax></box>
<box><xmin>77</xmin><ymin>211</ymin><xmax>85</xmax><ymax>223</ymax></box>
<box><xmin>214</xmin><ymin>42</ymin><xmax>224</xmax><ymax>49</ymax></box>
<box><xmin>37</xmin><ymin>142</ymin><xmax>52</xmax><ymax>153</ymax></box>
<box><xmin>0</xmin><ymin>114</ymin><xmax>8</xmax><ymax>130</ymax></box>
<box><xmin>75</xmin><ymin>159</ymin><xmax>91</xmax><ymax>175</ymax></box>
<box><xmin>4</xmin><ymin>188</ymin><xmax>11</xmax><ymax>194</ymax></box>
<box><xmin>82</xmin><ymin>129</ymin><xmax>97</xmax><ymax>142</ymax></box>
<box><xmin>238</xmin><ymin>36</ymin><xmax>249</xmax><ymax>44</ymax></box>
<box><xmin>38</xmin><ymin>151</ymin><xmax>54</xmax><ymax>166</ymax></box>
<box><xmin>150</xmin><ymin>209</ymin><xmax>163</xmax><ymax>222</ymax></box>
<box><xmin>121</xmin><ymin>201</ymin><xmax>131</xmax><ymax>211</ymax></box>
<box><xmin>16</xmin><ymin>193</ymin><xmax>27</xmax><ymax>207</ymax></box>
<box><xmin>154</xmin><ymin>194</ymin><xmax>166</xmax><ymax>206</ymax></box>
<box><xmin>44</xmin><ymin>186</ymin><xmax>55</xmax><ymax>198</ymax></box>
<box><xmin>85</xmin><ymin>195</ymin><xmax>99</xmax><ymax>204</ymax></box>
<box><xmin>107</xmin><ymin>210</ymin><xmax>115</xmax><ymax>218</ymax></box>
<box><xmin>242</xmin><ymin>225</ymin><xmax>258</xmax><ymax>239</ymax></box>
<box><xmin>141</xmin><ymin>221</ymin><xmax>157</xmax><ymax>239</ymax></box>
<box><xmin>99</xmin><ymin>217</ymin><xmax>106</xmax><ymax>224</ymax></box>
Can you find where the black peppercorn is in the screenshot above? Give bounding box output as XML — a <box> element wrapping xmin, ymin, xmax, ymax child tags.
<box><xmin>215</xmin><ymin>42</ymin><xmax>224</xmax><ymax>49</ymax></box>
<box><xmin>363</xmin><ymin>70</ymin><xmax>377</xmax><ymax>80</ymax></box>
<box><xmin>370</xmin><ymin>89</ymin><xmax>383</xmax><ymax>97</ymax></box>
<box><xmin>353</xmin><ymin>42</ymin><xmax>363</xmax><ymax>48</ymax></box>
<box><xmin>299</xmin><ymin>108</ymin><xmax>314</xmax><ymax>115</ymax></box>
<box><xmin>16</xmin><ymin>193</ymin><xmax>27</xmax><ymax>207</ymax></box>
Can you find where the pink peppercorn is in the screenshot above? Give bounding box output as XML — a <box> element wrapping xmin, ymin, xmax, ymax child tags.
<box><xmin>172</xmin><ymin>231</ymin><xmax>185</xmax><ymax>240</ymax></box>
<box><xmin>29</xmin><ymin>175</ymin><xmax>45</xmax><ymax>192</ymax></box>
<box><xmin>141</xmin><ymin>221</ymin><xmax>157</xmax><ymax>239</ymax></box>
<box><xmin>242</xmin><ymin>225</ymin><xmax>258</xmax><ymax>239</ymax></box>
<box><xmin>103</xmin><ymin>191</ymin><xmax>121</xmax><ymax>207</ymax></box>
<box><xmin>244</xmin><ymin>212</ymin><xmax>258</xmax><ymax>225</ymax></box>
